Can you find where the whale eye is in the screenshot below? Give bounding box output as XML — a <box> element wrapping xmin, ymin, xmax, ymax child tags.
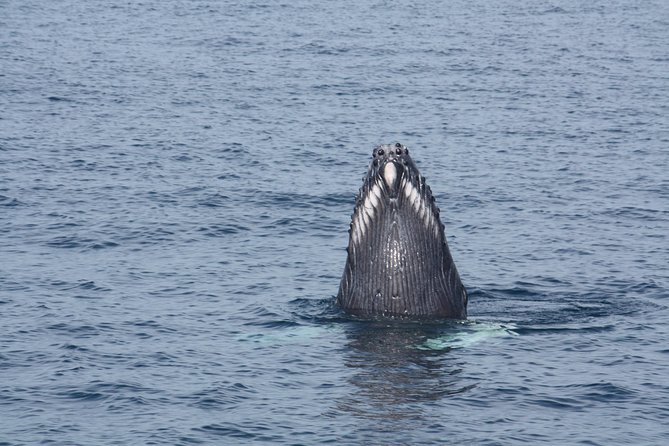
<box><xmin>378</xmin><ymin>148</ymin><xmax>385</xmax><ymax>156</ymax></box>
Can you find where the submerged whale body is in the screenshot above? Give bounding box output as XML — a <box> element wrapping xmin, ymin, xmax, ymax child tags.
<box><xmin>337</xmin><ymin>143</ymin><xmax>467</xmax><ymax>319</ymax></box>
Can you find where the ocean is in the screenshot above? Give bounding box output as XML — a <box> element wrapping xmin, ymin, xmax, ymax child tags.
<box><xmin>1</xmin><ymin>0</ymin><xmax>668</xmax><ymax>444</ymax></box>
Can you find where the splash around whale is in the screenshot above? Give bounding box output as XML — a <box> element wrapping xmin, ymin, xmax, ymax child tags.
<box><xmin>336</xmin><ymin>143</ymin><xmax>467</xmax><ymax>319</ymax></box>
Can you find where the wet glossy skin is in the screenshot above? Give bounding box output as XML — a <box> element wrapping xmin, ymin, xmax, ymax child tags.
<box><xmin>337</xmin><ymin>143</ymin><xmax>467</xmax><ymax>319</ymax></box>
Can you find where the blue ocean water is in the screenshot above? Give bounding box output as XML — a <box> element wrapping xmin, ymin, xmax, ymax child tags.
<box><xmin>1</xmin><ymin>0</ymin><xmax>668</xmax><ymax>444</ymax></box>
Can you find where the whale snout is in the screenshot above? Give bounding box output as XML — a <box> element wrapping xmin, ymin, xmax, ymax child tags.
<box><xmin>370</xmin><ymin>143</ymin><xmax>414</xmax><ymax>198</ymax></box>
<box><xmin>382</xmin><ymin>160</ymin><xmax>398</xmax><ymax>189</ymax></box>
<box><xmin>372</xmin><ymin>142</ymin><xmax>408</xmax><ymax>164</ymax></box>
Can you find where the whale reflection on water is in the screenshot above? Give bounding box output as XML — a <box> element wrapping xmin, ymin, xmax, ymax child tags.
<box><xmin>333</xmin><ymin>321</ymin><xmax>514</xmax><ymax>421</ymax></box>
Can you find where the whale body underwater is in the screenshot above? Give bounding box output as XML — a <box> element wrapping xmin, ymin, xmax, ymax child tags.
<box><xmin>336</xmin><ymin>143</ymin><xmax>467</xmax><ymax>319</ymax></box>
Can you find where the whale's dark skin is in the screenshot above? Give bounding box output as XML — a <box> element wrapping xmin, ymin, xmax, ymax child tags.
<box><xmin>337</xmin><ymin>143</ymin><xmax>467</xmax><ymax>319</ymax></box>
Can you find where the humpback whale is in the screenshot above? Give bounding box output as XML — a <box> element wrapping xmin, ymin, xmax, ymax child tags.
<box><xmin>337</xmin><ymin>143</ymin><xmax>467</xmax><ymax>319</ymax></box>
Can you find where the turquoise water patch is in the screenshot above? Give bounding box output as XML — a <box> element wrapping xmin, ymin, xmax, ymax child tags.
<box><xmin>418</xmin><ymin>321</ymin><xmax>518</xmax><ymax>350</ymax></box>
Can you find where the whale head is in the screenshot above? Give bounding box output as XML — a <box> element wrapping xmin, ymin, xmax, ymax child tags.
<box><xmin>337</xmin><ymin>142</ymin><xmax>467</xmax><ymax>319</ymax></box>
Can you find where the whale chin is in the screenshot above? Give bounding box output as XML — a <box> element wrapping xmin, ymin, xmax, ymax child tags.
<box><xmin>336</xmin><ymin>143</ymin><xmax>467</xmax><ymax>319</ymax></box>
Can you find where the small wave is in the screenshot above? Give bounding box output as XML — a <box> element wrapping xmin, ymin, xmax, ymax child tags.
<box><xmin>144</xmin><ymin>191</ymin><xmax>179</xmax><ymax>205</ymax></box>
<box><xmin>242</xmin><ymin>319</ymin><xmax>301</xmax><ymax>329</ymax></box>
<box><xmin>123</xmin><ymin>319</ymin><xmax>177</xmax><ymax>336</ymax></box>
<box><xmin>117</xmin><ymin>226</ymin><xmax>179</xmax><ymax>245</ymax></box>
<box><xmin>46</xmin><ymin>235</ymin><xmax>88</xmax><ymax>249</ymax></box>
<box><xmin>528</xmin><ymin>395</ymin><xmax>583</xmax><ymax>410</ymax></box>
<box><xmin>56</xmin><ymin>381</ymin><xmax>157</xmax><ymax>405</ymax></box>
<box><xmin>287</xmin><ymin>297</ymin><xmax>345</xmax><ymax>323</ymax></box>
<box><xmin>59</xmin><ymin>343</ymin><xmax>90</xmax><ymax>352</ymax></box>
<box><xmin>47</xmin><ymin>323</ymin><xmax>100</xmax><ymax>336</ymax></box>
<box><xmin>565</xmin><ymin>382</ymin><xmax>637</xmax><ymax>403</ymax></box>
<box><xmin>187</xmin><ymin>382</ymin><xmax>258</xmax><ymax>409</ymax></box>
<box><xmin>89</xmin><ymin>241</ymin><xmax>119</xmax><ymax>249</ymax></box>
<box><xmin>542</xmin><ymin>6</ymin><xmax>567</xmax><ymax>14</ymax></box>
<box><xmin>473</xmin><ymin>284</ymin><xmax>546</xmax><ymax>305</ymax></box>
<box><xmin>194</xmin><ymin>423</ymin><xmax>257</xmax><ymax>440</ymax></box>
<box><xmin>46</xmin><ymin>96</ymin><xmax>75</xmax><ymax>102</ymax></box>
<box><xmin>171</xmin><ymin>154</ymin><xmax>203</xmax><ymax>162</ymax></box>
<box><xmin>0</xmin><ymin>279</ymin><xmax>28</xmax><ymax>293</ymax></box>
<box><xmin>197</xmin><ymin>192</ymin><xmax>231</xmax><ymax>207</ymax></box>
<box><xmin>0</xmin><ymin>195</ymin><xmax>23</xmax><ymax>207</ymax></box>
<box><xmin>45</xmin><ymin>235</ymin><xmax>119</xmax><ymax>251</ymax></box>
<box><xmin>57</xmin><ymin>280</ymin><xmax>111</xmax><ymax>292</ymax></box>
<box><xmin>259</xmin><ymin>216</ymin><xmax>310</xmax><ymax>235</ymax></box>
<box><xmin>61</xmin><ymin>390</ymin><xmax>106</xmax><ymax>401</ymax></box>
<box><xmin>197</xmin><ymin>223</ymin><xmax>249</xmax><ymax>236</ymax></box>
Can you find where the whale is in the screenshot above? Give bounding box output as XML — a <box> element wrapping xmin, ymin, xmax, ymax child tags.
<box><xmin>336</xmin><ymin>143</ymin><xmax>467</xmax><ymax>319</ymax></box>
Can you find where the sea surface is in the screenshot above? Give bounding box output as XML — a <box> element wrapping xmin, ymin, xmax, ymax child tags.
<box><xmin>1</xmin><ymin>0</ymin><xmax>668</xmax><ymax>444</ymax></box>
